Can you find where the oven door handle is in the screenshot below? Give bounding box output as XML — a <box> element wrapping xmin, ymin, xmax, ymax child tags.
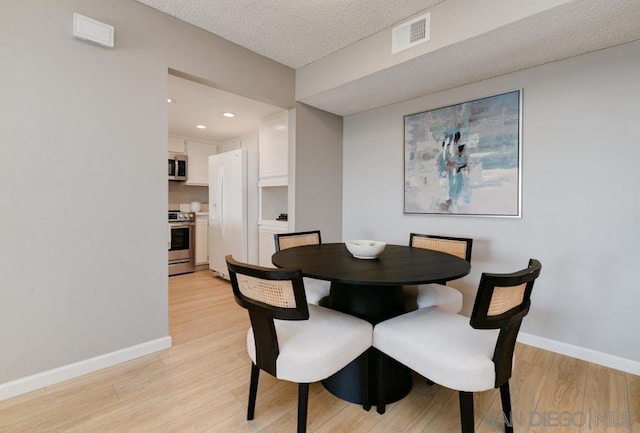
<box><xmin>169</xmin><ymin>223</ymin><xmax>195</xmax><ymax>229</ymax></box>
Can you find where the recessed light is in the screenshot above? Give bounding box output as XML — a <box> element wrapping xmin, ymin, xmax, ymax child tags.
<box><xmin>195</xmin><ymin>124</ymin><xmax>207</xmax><ymax>129</ymax></box>
<box><xmin>223</xmin><ymin>112</ymin><xmax>236</xmax><ymax>118</ymax></box>
<box><xmin>167</xmin><ymin>98</ymin><xmax>173</xmax><ymax>103</ymax></box>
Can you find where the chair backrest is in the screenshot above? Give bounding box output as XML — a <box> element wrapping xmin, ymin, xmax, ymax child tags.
<box><xmin>409</xmin><ymin>233</ymin><xmax>473</xmax><ymax>262</ymax></box>
<box><xmin>470</xmin><ymin>258</ymin><xmax>542</xmax><ymax>387</ymax></box>
<box><xmin>274</xmin><ymin>230</ymin><xmax>321</xmax><ymax>252</ymax></box>
<box><xmin>226</xmin><ymin>255</ymin><xmax>309</xmax><ymax>376</ymax></box>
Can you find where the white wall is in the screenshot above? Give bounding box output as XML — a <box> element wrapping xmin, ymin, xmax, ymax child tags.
<box><xmin>294</xmin><ymin>103</ymin><xmax>343</xmax><ymax>242</ymax></box>
<box><xmin>343</xmin><ymin>41</ymin><xmax>640</xmax><ymax>367</ymax></box>
<box><xmin>0</xmin><ymin>0</ymin><xmax>293</xmax><ymax>397</ymax></box>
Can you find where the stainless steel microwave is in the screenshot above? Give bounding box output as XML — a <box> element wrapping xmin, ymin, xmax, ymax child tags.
<box><xmin>168</xmin><ymin>153</ymin><xmax>187</xmax><ymax>181</ymax></box>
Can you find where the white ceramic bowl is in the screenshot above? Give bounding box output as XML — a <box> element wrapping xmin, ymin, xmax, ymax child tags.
<box><xmin>345</xmin><ymin>240</ymin><xmax>386</xmax><ymax>259</ymax></box>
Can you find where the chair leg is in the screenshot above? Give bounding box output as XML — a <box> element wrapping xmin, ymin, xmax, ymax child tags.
<box><xmin>376</xmin><ymin>350</ymin><xmax>386</xmax><ymax>414</ymax></box>
<box><xmin>459</xmin><ymin>391</ymin><xmax>475</xmax><ymax>433</ymax></box>
<box><xmin>297</xmin><ymin>383</ymin><xmax>310</xmax><ymax>433</ymax></box>
<box><xmin>247</xmin><ymin>363</ymin><xmax>260</xmax><ymax>420</ymax></box>
<box><xmin>361</xmin><ymin>350</ymin><xmax>371</xmax><ymax>411</ymax></box>
<box><xmin>499</xmin><ymin>382</ymin><xmax>514</xmax><ymax>433</ymax></box>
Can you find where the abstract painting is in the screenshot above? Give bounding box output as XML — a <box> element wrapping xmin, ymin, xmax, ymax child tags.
<box><xmin>404</xmin><ymin>90</ymin><xmax>522</xmax><ymax>217</ymax></box>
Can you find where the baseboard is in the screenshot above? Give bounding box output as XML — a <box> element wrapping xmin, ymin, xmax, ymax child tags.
<box><xmin>2</xmin><ymin>333</ymin><xmax>636</xmax><ymax>403</ymax></box>
<box><xmin>0</xmin><ymin>336</ymin><xmax>172</xmax><ymax>402</ymax></box>
<box><xmin>518</xmin><ymin>332</ymin><xmax>640</xmax><ymax>375</ymax></box>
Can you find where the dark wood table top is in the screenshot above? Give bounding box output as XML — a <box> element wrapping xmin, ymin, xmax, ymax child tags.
<box><xmin>271</xmin><ymin>243</ymin><xmax>470</xmax><ymax>286</ymax></box>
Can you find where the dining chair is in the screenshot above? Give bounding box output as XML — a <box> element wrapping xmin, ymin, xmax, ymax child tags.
<box><xmin>408</xmin><ymin>233</ymin><xmax>473</xmax><ymax>313</ymax></box>
<box><xmin>274</xmin><ymin>230</ymin><xmax>331</xmax><ymax>305</ymax></box>
<box><xmin>374</xmin><ymin>259</ymin><xmax>542</xmax><ymax>433</ymax></box>
<box><xmin>226</xmin><ymin>255</ymin><xmax>373</xmax><ymax>433</ymax></box>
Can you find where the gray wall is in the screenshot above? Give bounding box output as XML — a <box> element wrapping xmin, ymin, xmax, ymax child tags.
<box><xmin>294</xmin><ymin>103</ymin><xmax>343</xmax><ymax>242</ymax></box>
<box><xmin>343</xmin><ymin>41</ymin><xmax>640</xmax><ymax>363</ymax></box>
<box><xmin>0</xmin><ymin>0</ymin><xmax>293</xmax><ymax>386</ymax></box>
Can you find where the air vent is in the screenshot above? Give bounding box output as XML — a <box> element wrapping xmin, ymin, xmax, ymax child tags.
<box><xmin>392</xmin><ymin>13</ymin><xmax>430</xmax><ymax>54</ymax></box>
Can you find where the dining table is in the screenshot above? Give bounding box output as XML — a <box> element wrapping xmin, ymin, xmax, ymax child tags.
<box><xmin>271</xmin><ymin>242</ymin><xmax>471</xmax><ymax>406</ymax></box>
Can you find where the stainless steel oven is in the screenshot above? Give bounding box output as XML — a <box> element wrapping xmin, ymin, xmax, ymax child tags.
<box><xmin>168</xmin><ymin>211</ymin><xmax>195</xmax><ymax>275</ymax></box>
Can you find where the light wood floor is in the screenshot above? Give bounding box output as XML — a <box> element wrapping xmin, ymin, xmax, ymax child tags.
<box><xmin>1</xmin><ymin>270</ymin><xmax>638</xmax><ymax>432</ymax></box>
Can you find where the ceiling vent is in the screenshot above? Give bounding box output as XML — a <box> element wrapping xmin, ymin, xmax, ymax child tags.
<box><xmin>392</xmin><ymin>13</ymin><xmax>430</xmax><ymax>54</ymax></box>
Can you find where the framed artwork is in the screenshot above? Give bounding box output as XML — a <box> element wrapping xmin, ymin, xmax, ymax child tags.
<box><xmin>404</xmin><ymin>89</ymin><xmax>522</xmax><ymax>217</ymax></box>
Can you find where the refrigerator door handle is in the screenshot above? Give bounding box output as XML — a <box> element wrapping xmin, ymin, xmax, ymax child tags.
<box><xmin>217</xmin><ymin>168</ymin><xmax>224</xmax><ymax>239</ymax></box>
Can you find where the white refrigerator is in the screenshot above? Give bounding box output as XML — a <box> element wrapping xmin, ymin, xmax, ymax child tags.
<box><xmin>208</xmin><ymin>149</ymin><xmax>258</xmax><ymax>279</ymax></box>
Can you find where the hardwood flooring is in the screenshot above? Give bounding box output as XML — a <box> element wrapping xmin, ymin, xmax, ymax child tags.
<box><xmin>0</xmin><ymin>270</ymin><xmax>637</xmax><ymax>432</ymax></box>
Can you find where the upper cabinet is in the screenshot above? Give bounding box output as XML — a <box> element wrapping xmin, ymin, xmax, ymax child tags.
<box><xmin>219</xmin><ymin>133</ymin><xmax>258</xmax><ymax>154</ymax></box>
<box><xmin>219</xmin><ymin>138</ymin><xmax>241</xmax><ymax>153</ymax></box>
<box><xmin>169</xmin><ymin>135</ymin><xmax>218</xmax><ymax>186</ymax></box>
<box><xmin>185</xmin><ymin>139</ymin><xmax>218</xmax><ymax>186</ymax></box>
<box><xmin>259</xmin><ymin>111</ymin><xmax>289</xmax><ymax>180</ymax></box>
<box><xmin>168</xmin><ymin>136</ymin><xmax>186</xmax><ymax>154</ymax></box>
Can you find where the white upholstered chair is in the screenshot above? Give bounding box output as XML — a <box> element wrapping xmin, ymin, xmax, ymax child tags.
<box><xmin>408</xmin><ymin>233</ymin><xmax>473</xmax><ymax>313</ymax></box>
<box><xmin>274</xmin><ymin>230</ymin><xmax>331</xmax><ymax>305</ymax></box>
<box><xmin>374</xmin><ymin>259</ymin><xmax>542</xmax><ymax>433</ymax></box>
<box><xmin>226</xmin><ymin>255</ymin><xmax>372</xmax><ymax>433</ymax></box>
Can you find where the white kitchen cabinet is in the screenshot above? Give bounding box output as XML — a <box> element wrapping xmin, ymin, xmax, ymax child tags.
<box><xmin>258</xmin><ymin>110</ymin><xmax>292</xmax><ymax>231</ymax></box>
<box><xmin>168</xmin><ymin>136</ymin><xmax>186</xmax><ymax>154</ymax></box>
<box><xmin>186</xmin><ymin>140</ymin><xmax>218</xmax><ymax>186</ymax></box>
<box><xmin>258</xmin><ymin>222</ymin><xmax>289</xmax><ymax>267</ymax></box>
<box><xmin>259</xmin><ymin>111</ymin><xmax>289</xmax><ymax>179</ymax></box>
<box><xmin>219</xmin><ymin>132</ymin><xmax>258</xmax><ymax>154</ymax></box>
<box><xmin>195</xmin><ymin>213</ymin><xmax>209</xmax><ymax>265</ymax></box>
<box><xmin>220</xmin><ymin>138</ymin><xmax>241</xmax><ymax>153</ymax></box>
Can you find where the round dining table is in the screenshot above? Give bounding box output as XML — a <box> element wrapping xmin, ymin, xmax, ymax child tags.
<box><xmin>271</xmin><ymin>242</ymin><xmax>471</xmax><ymax>405</ymax></box>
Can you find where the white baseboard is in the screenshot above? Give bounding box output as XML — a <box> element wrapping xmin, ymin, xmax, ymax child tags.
<box><xmin>518</xmin><ymin>332</ymin><xmax>640</xmax><ymax>375</ymax></box>
<box><xmin>2</xmin><ymin>333</ymin><xmax>637</xmax><ymax>402</ymax></box>
<box><xmin>0</xmin><ymin>336</ymin><xmax>172</xmax><ymax>402</ymax></box>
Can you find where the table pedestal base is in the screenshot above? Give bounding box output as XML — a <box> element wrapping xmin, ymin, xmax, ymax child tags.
<box><xmin>322</xmin><ymin>348</ymin><xmax>412</xmax><ymax>405</ymax></box>
<box><xmin>326</xmin><ymin>282</ymin><xmax>406</xmax><ymax>323</ymax></box>
<box><xmin>321</xmin><ymin>282</ymin><xmax>412</xmax><ymax>405</ymax></box>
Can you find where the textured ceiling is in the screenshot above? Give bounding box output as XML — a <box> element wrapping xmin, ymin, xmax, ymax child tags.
<box><xmin>143</xmin><ymin>0</ymin><xmax>640</xmax><ymax>118</ymax></box>
<box><xmin>301</xmin><ymin>0</ymin><xmax>640</xmax><ymax>115</ymax></box>
<box><xmin>135</xmin><ymin>0</ymin><xmax>445</xmax><ymax>68</ymax></box>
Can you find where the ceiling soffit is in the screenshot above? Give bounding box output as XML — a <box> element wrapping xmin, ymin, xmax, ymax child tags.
<box><xmin>299</xmin><ymin>0</ymin><xmax>640</xmax><ymax>116</ymax></box>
